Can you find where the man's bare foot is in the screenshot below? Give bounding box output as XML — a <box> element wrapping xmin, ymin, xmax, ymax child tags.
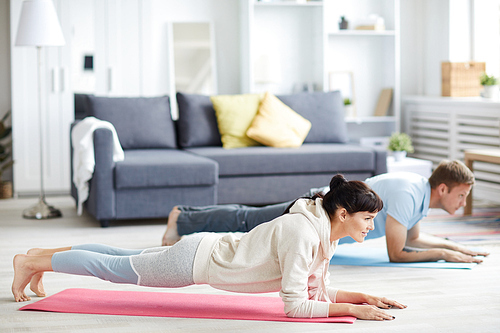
<box><xmin>12</xmin><ymin>254</ymin><xmax>36</xmax><ymax>302</ymax></box>
<box><xmin>162</xmin><ymin>206</ymin><xmax>182</xmax><ymax>246</ymax></box>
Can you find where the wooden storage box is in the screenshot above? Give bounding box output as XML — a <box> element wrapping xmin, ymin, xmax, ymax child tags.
<box><xmin>441</xmin><ymin>62</ymin><xmax>485</xmax><ymax>97</ymax></box>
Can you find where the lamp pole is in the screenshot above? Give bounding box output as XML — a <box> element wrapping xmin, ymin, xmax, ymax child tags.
<box><xmin>22</xmin><ymin>46</ymin><xmax>62</xmax><ymax>219</ymax></box>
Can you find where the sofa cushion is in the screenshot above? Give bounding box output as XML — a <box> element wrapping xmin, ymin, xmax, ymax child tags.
<box><xmin>246</xmin><ymin>92</ymin><xmax>311</xmax><ymax>148</ymax></box>
<box><xmin>210</xmin><ymin>93</ymin><xmax>264</xmax><ymax>149</ymax></box>
<box><xmin>277</xmin><ymin>91</ymin><xmax>348</xmax><ymax>144</ymax></box>
<box><xmin>176</xmin><ymin>92</ymin><xmax>222</xmax><ymax>148</ymax></box>
<box><xmin>186</xmin><ymin>144</ymin><xmax>375</xmax><ymax>176</ymax></box>
<box><xmin>87</xmin><ymin>95</ymin><xmax>177</xmax><ymax>149</ymax></box>
<box><xmin>115</xmin><ymin>149</ymin><xmax>218</xmax><ymax>189</ymax></box>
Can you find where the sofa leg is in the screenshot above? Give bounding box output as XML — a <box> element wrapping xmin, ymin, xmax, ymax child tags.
<box><xmin>100</xmin><ymin>220</ymin><xmax>110</xmax><ymax>228</ymax></box>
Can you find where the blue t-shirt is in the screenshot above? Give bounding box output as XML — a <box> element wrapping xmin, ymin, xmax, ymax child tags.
<box><xmin>339</xmin><ymin>172</ymin><xmax>431</xmax><ymax>244</ymax></box>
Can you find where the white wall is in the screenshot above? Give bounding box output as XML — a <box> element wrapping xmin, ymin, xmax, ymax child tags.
<box><xmin>401</xmin><ymin>0</ymin><xmax>500</xmax><ymax>97</ymax></box>
<box><xmin>421</xmin><ymin>0</ymin><xmax>450</xmax><ymax>96</ymax></box>
<box><xmin>400</xmin><ymin>0</ymin><xmax>424</xmax><ymax>96</ymax></box>
<box><xmin>4</xmin><ymin>0</ymin><xmax>498</xmax><ymax>100</ymax></box>
<box><xmin>0</xmin><ymin>0</ymin><xmax>12</xmax><ymax>182</ymax></box>
<box><xmin>0</xmin><ymin>0</ymin><xmax>11</xmax><ymax>117</ymax></box>
<box><xmin>473</xmin><ymin>0</ymin><xmax>500</xmax><ymax>77</ymax></box>
<box><xmin>148</xmin><ymin>0</ymin><xmax>240</xmax><ymax>95</ymax></box>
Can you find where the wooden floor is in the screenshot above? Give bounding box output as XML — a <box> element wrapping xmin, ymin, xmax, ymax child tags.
<box><xmin>1</xmin><ymin>196</ymin><xmax>499</xmax><ymax>333</ymax></box>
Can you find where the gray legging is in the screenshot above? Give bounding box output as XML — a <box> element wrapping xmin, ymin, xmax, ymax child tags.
<box><xmin>175</xmin><ymin>186</ymin><xmax>328</xmax><ymax>236</ymax></box>
<box><xmin>51</xmin><ymin>234</ymin><xmax>204</xmax><ymax>287</ymax></box>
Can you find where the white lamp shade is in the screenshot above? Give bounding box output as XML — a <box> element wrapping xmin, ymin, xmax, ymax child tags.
<box><xmin>15</xmin><ymin>0</ymin><xmax>65</xmax><ymax>47</ymax></box>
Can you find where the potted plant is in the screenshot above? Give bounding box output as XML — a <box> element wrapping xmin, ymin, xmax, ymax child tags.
<box><xmin>343</xmin><ymin>97</ymin><xmax>355</xmax><ymax>118</ymax></box>
<box><xmin>480</xmin><ymin>72</ymin><xmax>499</xmax><ymax>99</ymax></box>
<box><xmin>0</xmin><ymin>110</ymin><xmax>13</xmax><ymax>199</ymax></box>
<box><xmin>388</xmin><ymin>132</ymin><xmax>414</xmax><ymax>161</ymax></box>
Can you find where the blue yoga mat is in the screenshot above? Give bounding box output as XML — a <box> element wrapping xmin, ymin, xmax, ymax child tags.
<box><xmin>330</xmin><ymin>246</ymin><xmax>478</xmax><ymax>269</ymax></box>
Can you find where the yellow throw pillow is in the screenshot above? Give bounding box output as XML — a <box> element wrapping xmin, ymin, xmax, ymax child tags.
<box><xmin>211</xmin><ymin>94</ymin><xmax>264</xmax><ymax>149</ymax></box>
<box><xmin>246</xmin><ymin>92</ymin><xmax>311</xmax><ymax>148</ymax></box>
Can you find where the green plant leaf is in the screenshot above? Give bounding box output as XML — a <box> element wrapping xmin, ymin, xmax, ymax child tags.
<box><xmin>388</xmin><ymin>132</ymin><xmax>414</xmax><ymax>153</ymax></box>
<box><xmin>0</xmin><ymin>127</ymin><xmax>11</xmax><ymax>140</ymax></box>
<box><xmin>480</xmin><ymin>72</ymin><xmax>498</xmax><ymax>86</ymax></box>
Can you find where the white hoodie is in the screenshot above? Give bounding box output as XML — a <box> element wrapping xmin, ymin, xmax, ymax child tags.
<box><xmin>192</xmin><ymin>198</ymin><xmax>339</xmax><ymax>318</ymax></box>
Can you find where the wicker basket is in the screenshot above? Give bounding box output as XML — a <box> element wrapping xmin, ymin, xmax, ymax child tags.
<box><xmin>441</xmin><ymin>62</ymin><xmax>485</xmax><ymax>97</ymax></box>
<box><xmin>0</xmin><ymin>181</ymin><xmax>12</xmax><ymax>199</ymax></box>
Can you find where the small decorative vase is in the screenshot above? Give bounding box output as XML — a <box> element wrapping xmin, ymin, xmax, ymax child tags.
<box><xmin>393</xmin><ymin>151</ymin><xmax>407</xmax><ymax>162</ymax></box>
<box><xmin>339</xmin><ymin>16</ymin><xmax>348</xmax><ymax>30</ymax></box>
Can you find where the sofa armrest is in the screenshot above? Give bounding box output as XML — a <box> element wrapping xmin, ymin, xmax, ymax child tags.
<box><xmin>373</xmin><ymin>148</ymin><xmax>388</xmax><ymax>175</ymax></box>
<box><xmin>85</xmin><ymin>128</ymin><xmax>117</xmax><ymax>221</ymax></box>
<box><xmin>70</xmin><ymin>121</ymin><xmax>80</xmax><ymax>204</ymax></box>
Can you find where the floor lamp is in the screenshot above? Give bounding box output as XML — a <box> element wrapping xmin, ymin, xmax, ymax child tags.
<box><xmin>15</xmin><ymin>0</ymin><xmax>65</xmax><ymax>219</ymax></box>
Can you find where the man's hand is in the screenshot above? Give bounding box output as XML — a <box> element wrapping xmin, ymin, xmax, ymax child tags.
<box><xmin>385</xmin><ymin>215</ymin><xmax>487</xmax><ymax>263</ymax></box>
<box><xmin>442</xmin><ymin>248</ymin><xmax>485</xmax><ymax>263</ymax></box>
<box><xmin>454</xmin><ymin>246</ymin><xmax>489</xmax><ymax>258</ymax></box>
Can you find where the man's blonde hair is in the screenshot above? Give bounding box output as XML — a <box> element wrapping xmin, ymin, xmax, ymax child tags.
<box><xmin>428</xmin><ymin>160</ymin><xmax>475</xmax><ymax>190</ymax></box>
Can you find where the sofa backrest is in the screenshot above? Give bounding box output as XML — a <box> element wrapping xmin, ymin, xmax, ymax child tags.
<box><xmin>73</xmin><ymin>91</ymin><xmax>348</xmax><ymax>150</ymax></box>
<box><xmin>84</xmin><ymin>95</ymin><xmax>177</xmax><ymax>149</ymax></box>
<box><xmin>277</xmin><ymin>91</ymin><xmax>348</xmax><ymax>144</ymax></box>
<box><xmin>74</xmin><ymin>93</ymin><xmax>91</xmax><ymax>120</ymax></box>
<box><xmin>175</xmin><ymin>91</ymin><xmax>348</xmax><ymax>148</ymax></box>
<box><xmin>176</xmin><ymin>92</ymin><xmax>222</xmax><ymax>148</ymax></box>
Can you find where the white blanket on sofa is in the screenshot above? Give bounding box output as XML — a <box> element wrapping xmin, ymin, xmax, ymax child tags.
<box><xmin>72</xmin><ymin>117</ymin><xmax>124</xmax><ymax>216</ymax></box>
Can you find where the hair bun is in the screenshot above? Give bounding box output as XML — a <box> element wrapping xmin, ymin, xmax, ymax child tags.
<box><xmin>329</xmin><ymin>174</ymin><xmax>347</xmax><ymax>191</ymax></box>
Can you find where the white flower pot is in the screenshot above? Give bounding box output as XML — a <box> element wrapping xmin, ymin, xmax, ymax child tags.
<box><xmin>481</xmin><ymin>85</ymin><xmax>499</xmax><ymax>99</ymax></box>
<box><xmin>344</xmin><ymin>105</ymin><xmax>356</xmax><ymax>118</ymax></box>
<box><xmin>392</xmin><ymin>151</ymin><xmax>407</xmax><ymax>162</ymax></box>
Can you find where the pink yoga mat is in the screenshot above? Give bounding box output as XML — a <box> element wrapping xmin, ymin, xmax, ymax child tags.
<box><xmin>19</xmin><ymin>288</ymin><xmax>356</xmax><ymax>324</ymax></box>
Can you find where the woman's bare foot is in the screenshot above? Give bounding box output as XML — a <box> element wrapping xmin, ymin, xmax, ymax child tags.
<box><xmin>26</xmin><ymin>248</ymin><xmax>46</xmax><ymax>297</ymax></box>
<box><xmin>162</xmin><ymin>206</ymin><xmax>182</xmax><ymax>246</ymax></box>
<box><xmin>29</xmin><ymin>272</ymin><xmax>46</xmax><ymax>297</ymax></box>
<box><xmin>27</xmin><ymin>247</ymin><xmax>71</xmax><ymax>297</ymax></box>
<box><xmin>12</xmin><ymin>254</ymin><xmax>36</xmax><ymax>302</ymax></box>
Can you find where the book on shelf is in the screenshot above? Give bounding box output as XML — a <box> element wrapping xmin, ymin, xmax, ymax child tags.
<box><xmin>374</xmin><ymin>88</ymin><xmax>393</xmax><ymax>117</ymax></box>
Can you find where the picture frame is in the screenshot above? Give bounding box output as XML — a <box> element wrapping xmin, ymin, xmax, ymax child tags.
<box><xmin>328</xmin><ymin>71</ymin><xmax>356</xmax><ymax>118</ymax></box>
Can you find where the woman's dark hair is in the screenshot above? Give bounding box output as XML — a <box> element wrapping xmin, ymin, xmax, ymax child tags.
<box><xmin>284</xmin><ymin>174</ymin><xmax>383</xmax><ymax>217</ymax></box>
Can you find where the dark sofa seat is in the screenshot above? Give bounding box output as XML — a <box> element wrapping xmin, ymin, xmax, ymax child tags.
<box><xmin>115</xmin><ymin>150</ymin><xmax>218</xmax><ymax>189</ymax></box>
<box><xmin>187</xmin><ymin>144</ymin><xmax>385</xmax><ymax>205</ymax></box>
<box><xmin>186</xmin><ymin>144</ymin><xmax>378</xmax><ymax>176</ymax></box>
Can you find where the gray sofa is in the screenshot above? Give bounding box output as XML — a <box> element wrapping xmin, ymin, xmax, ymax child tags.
<box><xmin>72</xmin><ymin>91</ymin><xmax>387</xmax><ymax>227</ymax></box>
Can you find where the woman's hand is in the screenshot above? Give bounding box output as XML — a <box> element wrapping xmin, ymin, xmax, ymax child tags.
<box><xmin>349</xmin><ymin>304</ymin><xmax>396</xmax><ymax>321</ymax></box>
<box><xmin>331</xmin><ymin>291</ymin><xmax>406</xmax><ymax>320</ymax></box>
<box><xmin>364</xmin><ymin>294</ymin><xmax>407</xmax><ymax>310</ymax></box>
<box><xmin>351</xmin><ymin>295</ymin><xmax>406</xmax><ymax>320</ymax></box>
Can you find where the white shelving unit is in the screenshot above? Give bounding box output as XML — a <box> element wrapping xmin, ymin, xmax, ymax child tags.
<box><xmin>240</xmin><ymin>0</ymin><xmax>324</xmax><ymax>95</ymax></box>
<box><xmin>241</xmin><ymin>0</ymin><xmax>401</xmax><ymax>129</ymax></box>
<box><xmin>324</xmin><ymin>0</ymin><xmax>400</xmax><ymax>126</ymax></box>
